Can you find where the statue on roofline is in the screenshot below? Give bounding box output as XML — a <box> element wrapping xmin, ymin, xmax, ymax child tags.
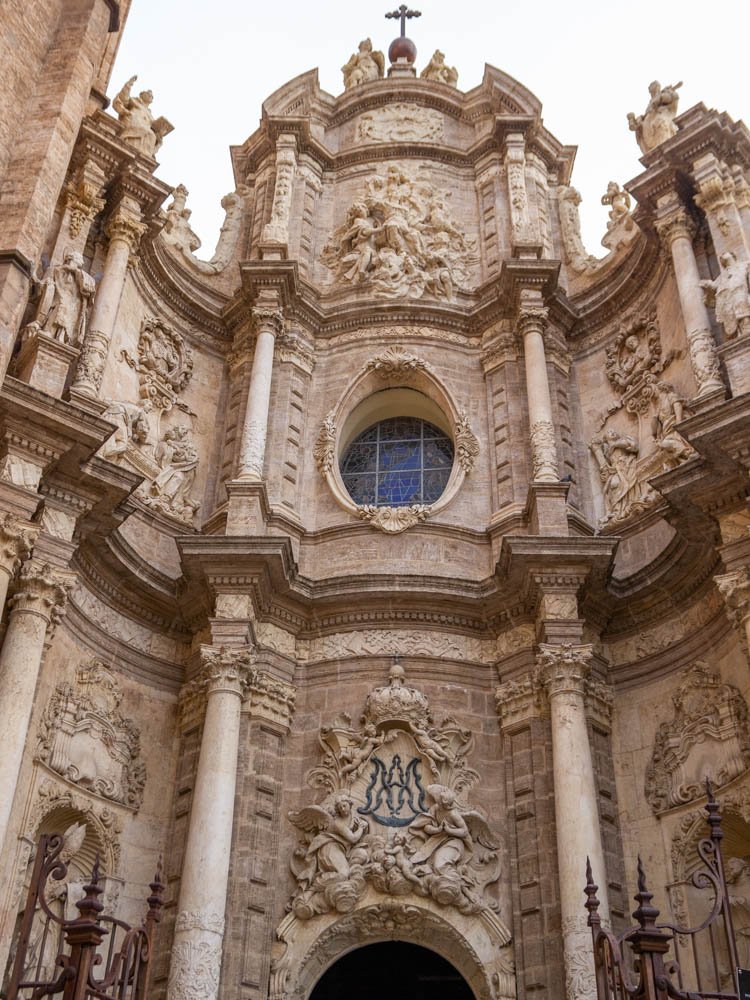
<box><xmin>627</xmin><ymin>80</ymin><xmax>682</xmax><ymax>153</ymax></box>
<box><xmin>342</xmin><ymin>39</ymin><xmax>385</xmax><ymax>90</ymax></box>
<box><xmin>113</xmin><ymin>75</ymin><xmax>173</xmax><ymax>158</ymax></box>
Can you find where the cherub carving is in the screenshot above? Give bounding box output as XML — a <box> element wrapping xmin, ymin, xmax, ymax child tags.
<box><xmin>601</xmin><ymin>182</ymin><xmax>631</xmax><ymax>231</ymax></box>
<box><xmin>342</xmin><ymin>39</ymin><xmax>384</xmax><ymax>90</ymax></box>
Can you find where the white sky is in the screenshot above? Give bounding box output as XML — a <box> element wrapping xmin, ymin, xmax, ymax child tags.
<box><xmin>112</xmin><ymin>0</ymin><xmax>750</xmax><ymax>259</ymax></box>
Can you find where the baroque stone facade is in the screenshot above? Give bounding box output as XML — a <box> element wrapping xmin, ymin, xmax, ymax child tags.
<box><xmin>0</xmin><ymin>7</ymin><xmax>750</xmax><ymax>1000</ymax></box>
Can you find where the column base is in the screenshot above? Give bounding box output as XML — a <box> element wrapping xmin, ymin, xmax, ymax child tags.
<box><xmin>524</xmin><ymin>481</ymin><xmax>570</xmax><ymax>535</ymax></box>
<box><xmin>66</xmin><ymin>386</ymin><xmax>109</xmax><ymax>415</ymax></box>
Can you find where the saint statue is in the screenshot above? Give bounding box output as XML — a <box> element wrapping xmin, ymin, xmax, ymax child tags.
<box><xmin>701</xmin><ymin>251</ymin><xmax>750</xmax><ymax>339</ymax></box>
<box><xmin>628</xmin><ymin>81</ymin><xmax>681</xmax><ymax>153</ymax></box>
<box><xmin>341</xmin><ymin>39</ymin><xmax>385</xmax><ymax>90</ymax></box>
<box><xmin>420</xmin><ymin>50</ymin><xmax>459</xmax><ymax>87</ymax></box>
<box><xmin>651</xmin><ymin>382</ymin><xmax>692</xmax><ymax>468</ymax></box>
<box><xmin>113</xmin><ymin>75</ymin><xmax>173</xmax><ymax>158</ymax></box>
<box><xmin>27</xmin><ymin>249</ymin><xmax>95</xmax><ymax>346</ymax></box>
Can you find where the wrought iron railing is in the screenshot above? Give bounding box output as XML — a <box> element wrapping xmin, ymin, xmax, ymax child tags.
<box><xmin>585</xmin><ymin>782</ymin><xmax>740</xmax><ymax>1000</ymax></box>
<box><xmin>5</xmin><ymin>833</ymin><xmax>163</xmax><ymax>1000</ymax></box>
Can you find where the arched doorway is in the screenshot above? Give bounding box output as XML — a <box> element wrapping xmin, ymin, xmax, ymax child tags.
<box><xmin>309</xmin><ymin>941</ymin><xmax>474</xmax><ymax>1000</ymax></box>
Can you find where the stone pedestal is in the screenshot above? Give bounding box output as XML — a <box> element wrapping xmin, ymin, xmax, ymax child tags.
<box><xmin>14</xmin><ymin>329</ymin><xmax>79</xmax><ymax>397</ymax></box>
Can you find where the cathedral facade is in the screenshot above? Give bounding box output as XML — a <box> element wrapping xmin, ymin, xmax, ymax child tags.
<box><xmin>1</xmin><ymin>4</ymin><xmax>750</xmax><ymax>1000</ymax></box>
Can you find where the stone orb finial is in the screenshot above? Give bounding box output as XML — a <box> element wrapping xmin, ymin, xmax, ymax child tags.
<box><xmin>389</xmin><ymin>36</ymin><xmax>417</xmax><ymax>64</ymax></box>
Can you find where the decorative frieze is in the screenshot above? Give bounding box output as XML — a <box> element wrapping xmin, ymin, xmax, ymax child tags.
<box><xmin>357</xmin><ymin>103</ymin><xmax>444</xmax><ymax>142</ymax></box>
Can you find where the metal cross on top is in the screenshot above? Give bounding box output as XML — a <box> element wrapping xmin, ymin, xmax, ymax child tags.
<box><xmin>385</xmin><ymin>4</ymin><xmax>421</xmax><ymax>37</ymax></box>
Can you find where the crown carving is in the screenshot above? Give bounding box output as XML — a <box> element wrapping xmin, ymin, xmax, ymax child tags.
<box><xmin>363</xmin><ymin>662</ymin><xmax>431</xmax><ymax>729</ymax></box>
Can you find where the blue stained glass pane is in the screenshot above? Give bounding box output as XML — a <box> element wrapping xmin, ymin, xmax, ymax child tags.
<box><xmin>342</xmin><ymin>473</ymin><xmax>377</xmax><ymax>503</ymax></box>
<box><xmin>423</xmin><ymin>437</ymin><xmax>453</xmax><ymax>468</ymax></box>
<box><xmin>379</xmin><ymin>441</ymin><xmax>421</xmax><ymax>471</ymax></box>
<box><xmin>423</xmin><ymin>468</ymin><xmax>451</xmax><ymax>502</ymax></box>
<box><xmin>340</xmin><ymin>416</ymin><xmax>455</xmax><ymax>508</ymax></box>
<box><xmin>340</xmin><ymin>442</ymin><xmax>377</xmax><ymax>474</ymax></box>
<box><xmin>378</xmin><ymin>471</ymin><xmax>421</xmax><ymax>505</ymax></box>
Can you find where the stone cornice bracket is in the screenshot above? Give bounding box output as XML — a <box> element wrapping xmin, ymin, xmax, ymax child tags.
<box><xmin>246</xmin><ymin>671</ymin><xmax>296</xmax><ymax>732</ymax></box>
<box><xmin>536</xmin><ymin>642</ymin><xmax>594</xmax><ymax>699</ymax></box>
<box><xmin>199</xmin><ymin>644</ymin><xmax>256</xmax><ymax>697</ymax></box>
<box><xmin>0</xmin><ymin>513</ymin><xmax>38</xmax><ymax>579</ymax></box>
<box><xmin>496</xmin><ymin>672</ymin><xmax>541</xmax><ymax>731</ymax></box>
<box><xmin>9</xmin><ymin>559</ymin><xmax>74</xmax><ymax>627</ymax></box>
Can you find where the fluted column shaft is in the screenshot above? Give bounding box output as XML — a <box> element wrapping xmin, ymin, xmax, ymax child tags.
<box><xmin>657</xmin><ymin>210</ymin><xmax>724</xmax><ymax>397</ymax></box>
<box><xmin>0</xmin><ymin>561</ymin><xmax>71</xmax><ymax>857</ymax></box>
<box><xmin>539</xmin><ymin>643</ymin><xmax>610</xmax><ymax>1000</ymax></box>
<box><xmin>519</xmin><ymin>300</ymin><xmax>559</xmax><ymax>482</ymax></box>
<box><xmin>237</xmin><ymin>307</ymin><xmax>283</xmax><ymax>479</ymax></box>
<box><xmin>167</xmin><ymin>647</ymin><xmax>254</xmax><ymax>1000</ymax></box>
<box><xmin>72</xmin><ymin>200</ymin><xmax>145</xmax><ymax>397</ymax></box>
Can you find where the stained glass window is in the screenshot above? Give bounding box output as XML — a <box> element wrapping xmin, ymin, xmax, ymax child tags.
<box><xmin>341</xmin><ymin>418</ymin><xmax>454</xmax><ymax>507</ymax></box>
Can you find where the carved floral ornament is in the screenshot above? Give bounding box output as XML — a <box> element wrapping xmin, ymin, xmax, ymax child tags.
<box><xmin>314</xmin><ymin>348</ymin><xmax>479</xmax><ymax>533</ymax></box>
<box><xmin>645</xmin><ymin>662</ymin><xmax>750</xmax><ymax>813</ymax></box>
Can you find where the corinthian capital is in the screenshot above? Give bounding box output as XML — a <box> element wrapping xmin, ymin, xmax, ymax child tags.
<box><xmin>654</xmin><ymin>208</ymin><xmax>695</xmax><ymax>249</ymax></box>
<box><xmin>9</xmin><ymin>560</ymin><xmax>74</xmax><ymax>625</ymax></box>
<box><xmin>251</xmin><ymin>306</ymin><xmax>284</xmax><ymax>338</ymax></box>
<box><xmin>0</xmin><ymin>514</ymin><xmax>38</xmax><ymax>577</ymax></box>
<box><xmin>246</xmin><ymin>671</ymin><xmax>297</xmax><ymax>731</ymax></box>
<box><xmin>496</xmin><ymin>672</ymin><xmax>540</xmax><ymax>730</ymax></box>
<box><xmin>715</xmin><ymin>568</ymin><xmax>750</xmax><ymax>629</ymax></box>
<box><xmin>199</xmin><ymin>645</ymin><xmax>256</xmax><ymax>696</ymax></box>
<box><xmin>536</xmin><ymin>642</ymin><xmax>593</xmax><ymax>698</ymax></box>
<box><xmin>105</xmin><ymin>209</ymin><xmax>147</xmax><ymax>254</ymax></box>
<box><xmin>517</xmin><ymin>292</ymin><xmax>549</xmax><ymax>337</ymax></box>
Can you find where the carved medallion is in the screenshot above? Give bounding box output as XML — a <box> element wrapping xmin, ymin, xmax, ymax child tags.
<box><xmin>35</xmin><ymin>660</ymin><xmax>146</xmax><ymax>810</ymax></box>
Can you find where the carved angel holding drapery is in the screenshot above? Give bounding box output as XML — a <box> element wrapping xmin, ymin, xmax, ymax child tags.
<box><xmin>409</xmin><ymin>783</ymin><xmax>500</xmax><ymax>914</ymax></box>
<box><xmin>288</xmin><ymin>793</ymin><xmax>369</xmax><ymax>918</ymax></box>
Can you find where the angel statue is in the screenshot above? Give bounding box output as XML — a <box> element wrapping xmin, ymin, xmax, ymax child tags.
<box><xmin>409</xmin><ymin>783</ymin><xmax>499</xmax><ymax>913</ymax></box>
<box><xmin>288</xmin><ymin>793</ymin><xmax>369</xmax><ymax>917</ymax></box>
<box><xmin>342</xmin><ymin>39</ymin><xmax>385</xmax><ymax>90</ymax></box>
<box><xmin>627</xmin><ymin>80</ymin><xmax>682</xmax><ymax>153</ymax></box>
<box><xmin>601</xmin><ymin>182</ymin><xmax>631</xmax><ymax>231</ymax></box>
<box><xmin>113</xmin><ymin>75</ymin><xmax>173</xmax><ymax>158</ymax></box>
<box><xmin>420</xmin><ymin>50</ymin><xmax>459</xmax><ymax>87</ymax></box>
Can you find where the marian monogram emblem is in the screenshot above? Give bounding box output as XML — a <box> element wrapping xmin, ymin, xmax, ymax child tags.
<box><xmin>358</xmin><ymin>754</ymin><xmax>427</xmax><ymax>827</ymax></box>
<box><xmin>287</xmin><ymin>663</ymin><xmax>503</xmax><ymax>921</ymax></box>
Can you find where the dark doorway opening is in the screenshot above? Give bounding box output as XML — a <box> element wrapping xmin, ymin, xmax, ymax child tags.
<box><xmin>309</xmin><ymin>941</ymin><xmax>474</xmax><ymax>1000</ymax></box>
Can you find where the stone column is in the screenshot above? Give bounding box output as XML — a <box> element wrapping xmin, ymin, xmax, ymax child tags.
<box><xmin>538</xmin><ymin>642</ymin><xmax>610</xmax><ymax>1000</ymax></box>
<box><xmin>518</xmin><ymin>292</ymin><xmax>559</xmax><ymax>482</ymax></box>
<box><xmin>71</xmin><ymin>198</ymin><xmax>146</xmax><ymax>399</ymax></box>
<box><xmin>236</xmin><ymin>305</ymin><xmax>284</xmax><ymax>480</ymax></box>
<box><xmin>714</xmin><ymin>568</ymin><xmax>750</xmax><ymax>655</ymax></box>
<box><xmin>0</xmin><ymin>514</ymin><xmax>37</xmax><ymax>615</ymax></box>
<box><xmin>0</xmin><ymin>560</ymin><xmax>72</xmax><ymax>857</ymax></box>
<box><xmin>167</xmin><ymin>646</ymin><xmax>254</xmax><ymax>1000</ymax></box>
<box><xmin>731</xmin><ymin>167</ymin><xmax>750</xmax><ymax>248</ymax></box>
<box><xmin>655</xmin><ymin>206</ymin><xmax>724</xmax><ymax>398</ymax></box>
